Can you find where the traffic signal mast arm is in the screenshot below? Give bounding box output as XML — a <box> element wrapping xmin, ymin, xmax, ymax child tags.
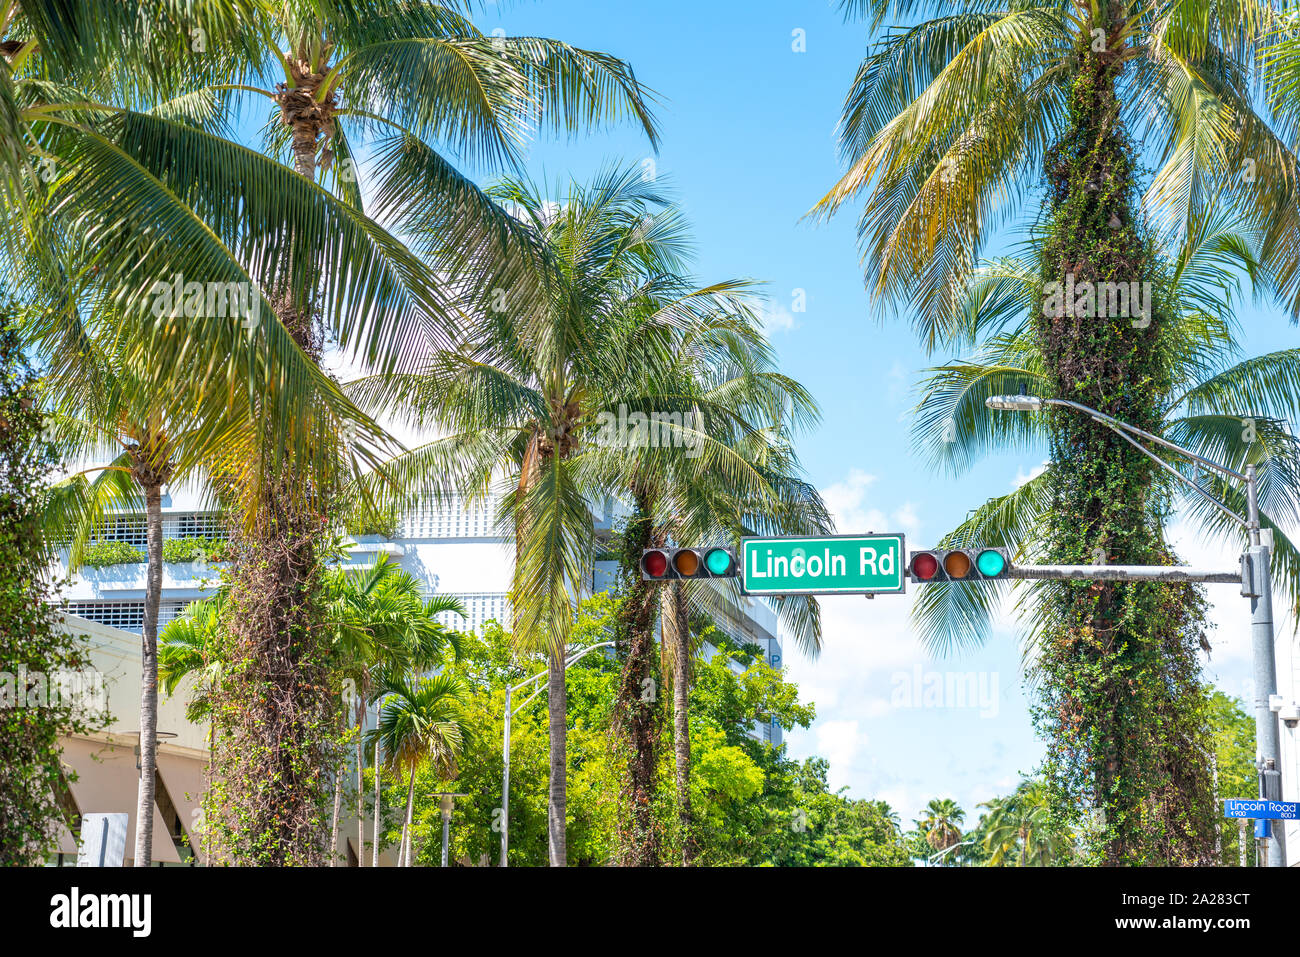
<box><xmin>1000</xmin><ymin>562</ymin><xmax>1242</xmax><ymax>584</ymax></box>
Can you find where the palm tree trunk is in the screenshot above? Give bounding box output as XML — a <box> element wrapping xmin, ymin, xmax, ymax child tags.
<box><xmin>355</xmin><ymin>699</ymin><xmax>365</xmax><ymax>867</ymax></box>
<box><xmin>328</xmin><ymin>766</ymin><xmax>342</xmax><ymax>865</ymax></box>
<box><xmin>211</xmin><ymin>73</ymin><xmax>334</xmax><ymax>866</ymax></box>
<box><xmin>402</xmin><ymin>766</ymin><xmax>416</xmax><ymax>867</ymax></box>
<box><xmin>547</xmin><ymin>648</ymin><xmax>567</xmax><ymax>867</ymax></box>
<box><xmin>372</xmin><ymin>740</ymin><xmax>382</xmax><ymax>867</ymax></box>
<box><xmin>663</xmin><ymin>581</ymin><xmax>693</xmax><ymax>865</ymax></box>
<box><xmin>133</xmin><ymin>481</ymin><xmax>164</xmax><ymax>867</ymax></box>
<box><xmin>612</xmin><ymin>492</ymin><xmax>662</xmax><ymax>866</ymax></box>
<box><xmin>1034</xmin><ymin>15</ymin><xmax>1215</xmax><ymax>864</ymax></box>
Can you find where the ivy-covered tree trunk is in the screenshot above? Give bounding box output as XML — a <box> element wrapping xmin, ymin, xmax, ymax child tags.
<box><xmin>661</xmin><ymin>579</ymin><xmax>694</xmax><ymax>865</ymax></box>
<box><xmin>1032</xmin><ymin>16</ymin><xmax>1216</xmax><ymax>865</ymax></box>
<box><xmin>208</xmin><ymin>292</ymin><xmax>336</xmax><ymax>865</ymax></box>
<box><xmin>203</xmin><ymin>68</ymin><xmax>344</xmax><ymax>866</ymax></box>
<box><xmin>612</xmin><ymin>489</ymin><xmax>664</xmax><ymax>866</ymax></box>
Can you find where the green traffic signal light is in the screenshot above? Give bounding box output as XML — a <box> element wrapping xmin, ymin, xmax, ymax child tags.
<box><xmin>704</xmin><ymin>547</ymin><xmax>734</xmax><ymax>576</ymax></box>
<box><xmin>976</xmin><ymin>548</ymin><xmax>1006</xmax><ymax>577</ymax></box>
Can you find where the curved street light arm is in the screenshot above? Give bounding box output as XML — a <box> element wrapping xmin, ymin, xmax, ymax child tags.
<box><xmin>508</xmin><ymin>641</ymin><xmax>617</xmax><ymax>718</ymax></box>
<box><xmin>1043</xmin><ymin>398</ymin><xmax>1249</xmax><ymax>483</ymax></box>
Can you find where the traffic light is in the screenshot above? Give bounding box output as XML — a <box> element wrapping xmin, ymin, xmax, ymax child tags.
<box><xmin>641</xmin><ymin>547</ymin><xmax>738</xmax><ymax>580</ymax></box>
<box><xmin>909</xmin><ymin>547</ymin><xmax>1011</xmax><ymax>583</ymax></box>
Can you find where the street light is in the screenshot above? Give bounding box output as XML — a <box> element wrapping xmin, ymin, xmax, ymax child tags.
<box><xmin>499</xmin><ymin>641</ymin><xmax>616</xmax><ymax>866</ymax></box>
<box><xmin>985</xmin><ymin>395</ymin><xmax>1043</xmax><ymax>412</ymax></box>
<box><xmin>428</xmin><ymin>792</ymin><xmax>469</xmax><ymax>867</ymax></box>
<box><xmin>987</xmin><ymin>394</ymin><xmax>1286</xmax><ymax>867</ymax></box>
<box><xmin>122</xmin><ymin>730</ymin><xmax>178</xmax><ymax>772</ymax></box>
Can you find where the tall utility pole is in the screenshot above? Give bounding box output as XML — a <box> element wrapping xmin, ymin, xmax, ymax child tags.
<box><xmin>987</xmin><ymin>396</ymin><xmax>1287</xmax><ymax>867</ymax></box>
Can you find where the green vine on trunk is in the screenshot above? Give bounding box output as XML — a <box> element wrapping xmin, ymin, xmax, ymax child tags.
<box><xmin>1030</xmin><ymin>24</ymin><xmax>1216</xmax><ymax>865</ymax></box>
<box><xmin>610</xmin><ymin>499</ymin><xmax>668</xmax><ymax>865</ymax></box>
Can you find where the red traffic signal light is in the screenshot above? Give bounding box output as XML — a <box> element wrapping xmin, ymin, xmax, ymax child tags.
<box><xmin>911</xmin><ymin>552</ymin><xmax>939</xmax><ymax>581</ymax></box>
<box><xmin>641</xmin><ymin>549</ymin><xmax>669</xmax><ymax>578</ymax></box>
<box><xmin>641</xmin><ymin>547</ymin><xmax>738</xmax><ymax>580</ymax></box>
<box><xmin>909</xmin><ymin>548</ymin><xmax>1010</xmax><ymax>583</ymax></box>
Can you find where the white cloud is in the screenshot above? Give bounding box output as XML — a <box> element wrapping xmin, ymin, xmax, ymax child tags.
<box><xmin>778</xmin><ymin>467</ymin><xmax>1040</xmax><ymax>824</ymax></box>
<box><xmin>820</xmin><ymin>468</ymin><xmax>920</xmax><ymax>538</ymax></box>
<box><xmin>815</xmin><ymin>720</ymin><xmax>863</xmax><ymax>791</ymax></box>
<box><xmin>1013</xmin><ymin>460</ymin><xmax>1049</xmax><ymax>489</ymax></box>
<box><xmin>759</xmin><ymin>300</ymin><xmax>799</xmax><ymax>334</ymax></box>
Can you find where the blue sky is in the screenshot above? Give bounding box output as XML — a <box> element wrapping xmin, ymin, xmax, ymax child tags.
<box><xmin>329</xmin><ymin>1</ymin><xmax>1296</xmax><ymax>826</ymax></box>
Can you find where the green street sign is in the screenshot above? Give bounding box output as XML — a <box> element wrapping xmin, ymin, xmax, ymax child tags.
<box><xmin>740</xmin><ymin>534</ymin><xmax>906</xmax><ymax>596</ymax></box>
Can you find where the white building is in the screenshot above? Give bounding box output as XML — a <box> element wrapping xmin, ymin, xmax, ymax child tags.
<box><xmin>56</xmin><ymin>484</ymin><xmax>786</xmax><ymax>746</ymax></box>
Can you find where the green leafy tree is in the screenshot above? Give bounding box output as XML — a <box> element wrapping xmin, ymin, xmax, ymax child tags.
<box><xmin>613</xmin><ymin>309</ymin><xmax>830</xmax><ymax>865</ymax></box>
<box><xmin>1208</xmin><ymin>691</ymin><xmax>1256</xmax><ymax>866</ymax></box>
<box><xmin>390</xmin><ymin>596</ymin><xmax>912</xmax><ymax>866</ymax></box>
<box><xmin>398</xmin><ymin>608</ymin><xmax>621</xmax><ymax>867</ymax></box>
<box><xmin>0</xmin><ymin>321</ymin><xmax>105</xmax><ymax>864</ymax></box>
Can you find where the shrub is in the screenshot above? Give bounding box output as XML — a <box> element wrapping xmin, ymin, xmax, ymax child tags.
<box><xmin>81</xmin><ymin>540</ymin><xmax>144</xmax><ymax>568</ymax></box>
<box><xmin>0</xmin><ymin>322</ymin><xmax>105</xmax><ymax>863</ymax></box>
<box><xmin>162</xmin><ymin>536</ymin><xmax>231</xmax><ymax>564</ymax></box>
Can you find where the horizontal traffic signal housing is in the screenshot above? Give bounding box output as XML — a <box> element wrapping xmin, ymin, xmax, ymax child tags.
<box><xmin>909</xmin><ymin>547</ymin><xmax>1011</xmax><ymax>583</ymax></box>
<box><xmin>641</xmin><ymin>547</ymin><xmax>738</xmax><ymax>580</ymax></box>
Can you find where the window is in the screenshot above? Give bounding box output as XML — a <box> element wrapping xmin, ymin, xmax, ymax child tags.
<box><xmin>66</xmin><ymin>600</ymin><xmax>191</xmax><ymax>633</ymax></box>
<box><xmin>398</xmin><ymin>495</ymin><xmax>500</xmax><ymax>540</ymax></box>
<box><xmin>438</xmin><ymin>593</ymin><xmax>508</xmax><ymax>634</ymax></box>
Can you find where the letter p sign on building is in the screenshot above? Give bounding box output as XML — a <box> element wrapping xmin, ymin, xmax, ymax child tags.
<box><xmin>740</xmin><ymin>534</ymin><xmax>906</xmax><ymax>596</ymax></box>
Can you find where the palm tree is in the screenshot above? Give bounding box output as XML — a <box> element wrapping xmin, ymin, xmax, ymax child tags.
<box><xmin>813</xmin><ymin>0</ymin><xmax>1295</xmax><ymax>330</ymax></box>
<box><xmin>38</xmin><ymin>327</ymin><xmax>220</xmax><ymax>867</ymax></box>
<box><xmin>592</xmin><ymin>260</ymin><xmax>829</xmax><ymax>866</ymax></box>
<box><xmin>909</xmin><ymin>215</ymin><xmax>1300</xmax><ymax>648</ymax></box>
<box><xmin>158</xmin><ymin>551</ymin><xmax>466</xmax><ymax>865</ymax></box>
<box><xmin>979</xmin><ymin>781</ymin><xmax>1073</xmax><ymax>866</ymax></box>
<box><xmin>813</xmin><ymin>0</ymin><xmax>1298</xmax><ymax>864</ymax></box>
<box><xmin>368</xmin><ymin>674</ymin><xmax>466</xmax><ymax>867</ymax></box>
<box><xmin>15</xmin><ymin>0</ymin><xmax>443</xmax><ymax>861</ymax></box>
<box><xmin>320</xmin><ymin>554</ymin><xmax>465</xmax><ymax>865</ymax></box>
<box><xmin>347</xmin><ymin>168</ymin><xmax>781</xmax><ymax>865</ymax></box>
<box><xmin>9</xmin><ymin>0</ymin><xmax>394</xmax><ymax>864</ymax></box>
<box><xmin>918</xmin><ymin>798</ymin><xmax>966</xmax><ymax>862</ymax></box>
<box><xmin>155</xmin><ymin>0</ymin><xmax>660</xmax><ymax>862</ymax></box>
<box><xmin>630</xmin><ymin>338</ymin><xmax>831</xmax><ymax>865</ymax></box>
<box><xmin>908</xmin><ymin>213</ymin><xmax>1300</xmax><ymax>861</ymax></box>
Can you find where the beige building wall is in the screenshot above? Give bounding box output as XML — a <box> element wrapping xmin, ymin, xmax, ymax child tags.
<box><xmin>53</xmin><ymin>615</ymin><xmax>395</xmax><ymax>866</ymax></box>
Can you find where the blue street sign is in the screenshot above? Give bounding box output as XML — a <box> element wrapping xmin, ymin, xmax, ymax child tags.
<box><xmin>1257</xmin><ymin>819</ymin><xmax>1270</xmax><ymax>840</ymax></box>
<box><xmin>1223</xmin><ymin>799</ymin><xmax>1300</xmax><ymax>820</ymax></box>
